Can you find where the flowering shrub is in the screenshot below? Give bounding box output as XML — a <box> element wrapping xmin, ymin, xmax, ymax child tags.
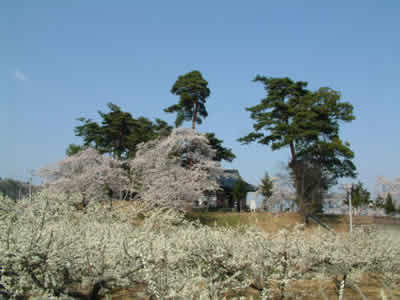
<box><xmin>1</xmin><ymin>190</ymin><xmax>399</xmax><ymax>299</ymax></box>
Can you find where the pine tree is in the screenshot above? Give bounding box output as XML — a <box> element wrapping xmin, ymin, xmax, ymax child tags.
<box><xmin>204</xmin><ymin>132</ymin><xmax>236</xmax><ymax>163</ymax></box>
<box><xmin>70</xmin><ymin>103</ymin><xmax>173</xmax><ymax>160</ymax></box>
<box><xmin>238</xmin><ymin>76</ymin><xmax>357</xmax><ymax>216</ymax></box>
<box><xmin>164</xmin><ymin>71</ymin><xmax>210</xmax><ymax>129</ymax></box>
<box><xmin>259</xmin><ymin>172</ymin><xmax>273</xmax><ymax>211</ymax></box>
<box><xmin>384</xmin><ymin>193</ymin><xmax>396</xmax><ymax>215</ymax></box>
<box><xmin>232</xmin><ymin>178</ymin><xmax>249</xmax><ymax>212</ymax></box>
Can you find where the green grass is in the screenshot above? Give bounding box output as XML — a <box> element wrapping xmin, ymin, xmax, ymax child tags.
<box><xmin>184</xmin><ymin>211</ymin><xmax>247</xmax><ymax>228</ymax></box>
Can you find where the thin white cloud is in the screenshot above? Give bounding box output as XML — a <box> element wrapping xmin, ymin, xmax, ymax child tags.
<box><xmin>14</xmin><ymin>69</ymin><xmax>28</xmax><ymax>81</ymax></box>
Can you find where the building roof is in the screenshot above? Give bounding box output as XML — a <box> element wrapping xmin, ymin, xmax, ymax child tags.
<box><xmin>218</xmin><ymin>169</ymin><xmax>257</xmax><ymax>192</ymax></box>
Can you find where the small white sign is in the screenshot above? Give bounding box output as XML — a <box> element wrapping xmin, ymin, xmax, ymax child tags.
<box><xmin>249</xmin><ymin>199</ymin><xmax>256</xmax><ymax>212</ymax></box>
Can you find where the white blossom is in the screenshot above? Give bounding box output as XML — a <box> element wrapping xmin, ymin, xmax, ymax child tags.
<box><xmin>128</xmin><ymin>128</ymin><xmax>223</xmax><ymax>211</ymax></box>
<box><xmin>375</xmin><ymin>176</ymin><xmax>400</xmax><ymax>210</ymax></box>
<box><xmin>37</xmin><ymin>148</ymin><xmax>130</xmax><ymax>205</ymax></box>
<box><xmin>1</xmin><ymin>190</ymin><xmax>399</xmax><ymax>299</ymax></box>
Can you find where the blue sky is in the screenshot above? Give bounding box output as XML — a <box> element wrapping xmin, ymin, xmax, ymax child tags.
<box><xmin>2</xmin><ymin>1</ymin><xmax>399</xmax><ymax>194</ymax></box>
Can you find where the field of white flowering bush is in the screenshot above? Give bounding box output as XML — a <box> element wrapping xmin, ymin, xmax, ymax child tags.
<box><xmin>1</xmin><ymin>190</ymin><xmax>399</xmax><ymax>300</ymax></box>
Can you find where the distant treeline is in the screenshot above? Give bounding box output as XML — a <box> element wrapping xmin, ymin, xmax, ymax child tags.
<box><xmin>0</xmin><ymin>177</ymin><xmax>39</xmax><ymax>200</ymax></box>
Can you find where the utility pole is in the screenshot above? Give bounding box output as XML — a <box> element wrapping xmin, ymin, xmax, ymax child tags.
<box><xmin>348</xmin><ymin>185</ymin><xmax>353</xmax><ymax>233</ymax></box>
<box><xmin>28</xmin><ymin>169</ymin><xmax>34</xmax><ymax>203</ymax></box>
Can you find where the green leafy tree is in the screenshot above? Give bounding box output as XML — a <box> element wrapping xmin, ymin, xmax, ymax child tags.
<box><xmin>204</xmin><ymin>133</ymin><xmax>236</xmax><ymax>163</ymax></box>
<box><xmin>344</xmin><ymin>182</ymin><xmax>370</xmax><ymax>214</ymax></box>
<box><xmin>73</xmin><ymin>118</ymin><xmax>104</xmax><ymax>152</ymax></box>
<box><xmin>232</xmin><ymin>178</ymin><xmax>250</xmax><ymax>212</ymax></box>
<box><xmin>259</xmin><ymin>172</ymin><xmax>273</xmax><ymax>211</ymax></box>
<box><xmin>374</xmin><ymin>195</ymin><xmax>385</xmax><ymax>208</ymax></box>
<box><xmin>164</xmin><ymin>71</ymin><xmax>210</xmax><ymax>129</ymax></box>
<box><xmin>97</xmin><ymin>103</ymin><xmax>143</xmax><ymax>159</ymax></box>
<box><xmin>384</xmin><ymin>193</ymin><xmax>396</xmax><ymax>214</ymax></box>
<box><xmin>238</xmin><ymin>76</ymin><xmax>357</xmax><ymax>216</ymax></box>
<box><xmin>70</xmin><ymin>103</ymin><xmax>173</xmax><ymax>159</ymax></box>
<box><xmin>351</xmin><ymin>182</ymin><xmax>370</xmax><ymax>208</ymax></box>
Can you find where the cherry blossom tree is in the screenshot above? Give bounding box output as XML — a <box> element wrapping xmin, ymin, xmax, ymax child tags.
<box><xmin>128</xmin><ymin>128</ymin><xmax>224</xmax><ymax>211</ymax></box>
<box><xmin>38</xmin><ymin>129</ymin><xmax>224</xmax><ymax>212</ymax></box>
<box><xmin>37</xmin><ymin>148</ymin><xmax>130</xmax><ymax>207</ymax></box>
<box><xmin>375</xmin><ymin>176</ymin><xmax>400</xmax><ymax>211</ymax></box>
<box><xmin>262</xmin><ymin>174</ymin><xmax>296</xmax><ymax>212</ymax></box>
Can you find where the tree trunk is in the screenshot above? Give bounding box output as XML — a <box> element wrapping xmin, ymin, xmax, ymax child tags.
<box><xmin>82</xmin><ymin>194</ymin><xmax>88</xmax><ymax>208</ymax></box>
<box><xmin>289</xmin><ymin>142</ymin><xmax>306</xmax><ymax>215</ymax></box>
<box><xmin>263</xmin><ymin>198</ymin><xmax>268</xmax><ymax>211</ymax></box>
<box><xmin>192</xmin><ymin>100</ymin><xmax>198</xmax><ymax>130</ymax></box>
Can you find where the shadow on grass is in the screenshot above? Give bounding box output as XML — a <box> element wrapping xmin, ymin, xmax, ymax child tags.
<box><xmin>183</xmin><ymin>211</ymin><xmax>247</xmax><ymax>229</ymax></box>
<box><xmin>315</xmin><ymin>214</ymin><xmax>346</xmax><ymax>225</ymax></box>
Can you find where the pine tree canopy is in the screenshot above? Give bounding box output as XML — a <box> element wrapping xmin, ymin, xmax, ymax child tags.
<box><xmin>71</xmin><ymin>103</ymin><xmax>173</xmax><ymax>159</ymax></box>
<box><xmin>164</xmin><ymin>70</ymin><xmax>210</xmax><ymax>129</ymax></box>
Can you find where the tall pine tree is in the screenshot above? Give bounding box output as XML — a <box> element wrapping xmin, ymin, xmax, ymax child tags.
<box><xmin>164</xmin><ymin>71</ymin><xmax>210</xmax><ymax>129</ymax></box>
<box><xmin>259</xmin><ymin>172</ymin><xmax>273</xmax><ymax>211</ymax></box>
<box><xmin>384</xmin><ymin>193</ymin><xmax>396</xmax><ymax>214</ymax></box>
<box><xmin>238</xmin><ymin>76</ymin><xmax>357</xmax><ymax>216</ymax></box>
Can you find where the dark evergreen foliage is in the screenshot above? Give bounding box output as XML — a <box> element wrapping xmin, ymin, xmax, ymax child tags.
<box><xmin>164</xmin><ymin>71</ymin><xmax>210</xmax><ymax>129</ymax></box>
<box><xmin>69</xmin><ymin>103</ymin><xmax>173</xmax><ymax>159</ymax></box>
<box><xmin>232</xmin><ymin>178</ymin><xmax>250</xmax><ymax>212</ymax></box>
<box><xmin>259</xmin><ymin>172</ymin><xmax>273</xmax><ymax>199</ymax></box>
<box><xmin>384</xmin><ymin>193</ymin><xmax>396</xmax><ymax>214</ymax></box>
<box><xmin>66</xmin><ymin>144</ymin><xmax>87</xmax><ymax>156</ymax></box>
<box><xmin>204</xmin><ymin>133</ymin><xmax>236</xmax><ymax>163</ymax></box>
<box><xmin>375</xmin><ymin>195</ymin><xmax>385</xmax><ymax>208</ymax></box>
